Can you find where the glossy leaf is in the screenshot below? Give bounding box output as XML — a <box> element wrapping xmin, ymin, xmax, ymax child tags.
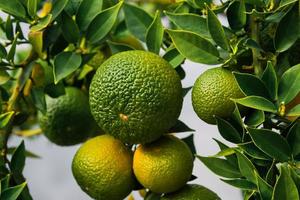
<box><xmin>27</xmin><ymin>0</ymin><xmax>37</xmax><ymax>18</ymax></box>
<box><xmin>1</xmin><ymin>182</ymin><xmax>27</xmax><ymax>200</ymax></box>
<box><xmin>64</xmin><ymin>0</ymin><xmax>83</xmax><ymax>16</ymax></box>
<box><xmin>10</xmin><ymin>141</ymin><xmax>25</xmax><ymax>173</ymax></box>
<box><xmin>272</xmin><ymin>165</ymin><xmax>299</xmax><ymax>200</ymax></box>
<box><xmin>0</xmin><ymin>70</ymin><xmax>10</xmax><ymax>85</ymax></box>
<box><xmin>197</xmin><ymin>156</ymin><xmax>242</xmax><ymax>178</ymax></box>
<box><xmin>166</xmin><ymin>29</ymin><xmax>221</xmax><ymax>64</ymax></box>
<box><xmin>216</xmin><ymin>116</ymin><xmax>241</xmax><ymax>143</ymax></box>
<box><xmin>51</xmin><ymin>0</ymin><xmax>69</xmax><ymax>20</ymax></box>
<box><xmin>274</xmin><ymin>5</ymin><xmax>299</xmax><ymax>52</ymax></box>
<box><xmin>261</xmin><ymin>62</ymin><xmax>278</xmax><ymax>100</ymax></box>
<box><xmin>61</xmin><ymin>12</ymin><xmax>80</xmax><ymax>43</ymax></box>
<box><xmin>234</xmin><ymin>96</ymin><xmax>277</xmax><ymax>113</ymax></box>
<box><xmin>165</xmin><ymin>12</ymin><xmax>210</xmax><ymax>40</ymax></box>
<box><xmin>146</xmin><ymin>11</ymin><xmax>164</xmax><ymax>54</ymax></box>
<box><xmin>31</xmin><ymin>87</ymin><xmax>46</xmax><ymax>114</ymax></box>
<box><xmin>234</xmin><ymin>72</ymin><xmax>270</xmax><ymax>99</ymax></box>
<box><xmin>207</xmin><ymin>6</ymin><xmax>229</xmax><ymax>50</ymax></box>
<box><xmin>239</xmin><ymin>142</ymin><xmax>271</xmax><ymax>160</ymax></box>
<box><xmin>256</xmin><ymin>172</ymin><xmax>273</xmax><ymax>200</ymax></box>
<box><xmin>0</xmin><ymin>0</ymin><xmax>27</xmax><ymax>19</ymax></box>
<box><xmin>287</xmin><ymin>123</ymin><xmax>300</xmax><ymax>156</ymax></box>
<box><xmin>236</xmin><ymin>151</ymin><xmax>257</xmax><ymax>183</ymax></box>
<box><xmin>221</xmin><ymin>179</ymin><xmax>257</xmax><ymax>190</ymax></box>
<box><xmin>214</xmin><ymin>139</ymin><xmax>238</xmax><ymax>166</ymax></box>
<box><xmin>6</xmin><ymin>15</ymin><xmax>13</xmax><ymax>40</ymax></box>
<box><xmin>287</xmin><ymin>105</ymin><xmax>300</xmax><ymax>116</ymax></box>
<box><xmin>182</xmin><ymin>134</ymin><xmax>196</xmax><ymax>156</ymax></box>
<box><xmin>0</xmin><ymin>112</ymin><xmax>15</xmax><ymax>128</ymax></box>
<box><xmin>86</xmin><ymin>1</ymin><xmax>123</xmax><ymax>44</ymax></box>
<box><xmin>123</xmin><ymin>3</ymin><xmax>153</xmax><ymax>41</ymax></box>
<box><xmin>53</xmin><ymin>52</ymin><xmax>82</xmax><ymax>84</ymax></box>
<box><xmin>169</xmin><ymin>120</ymin><xmax>194</xmax><ymax>133</ymax></box>
<box><xmin>31</xmin><ymin>14</ymin><xmax>52</xmax><ymax>32</ymax></box>
<box><xmin>163</xmin><ymin>48</ymin><xmax>185</xmax><ymax>68</ymax></box>
<box><xmin>248</xmin><ymin>128</ymin><xmax>292</xmax><ymax>161</ymax></box>
<box><xmin>278</xmin><ymin>64</ymin><xmax>300</xmax><ymax>104</ymax></box>
<box><xmin>244</xmin><ymin>109</ymin><xmax>265</xmax><ymax>127</ymax></box>
<box><xmin>7</xmin><ymin>33</ymin><xmax>19</xmax><ymax>61</ymax></box>
<box><xmin>76</xmin><ymin>0</ymin><xmax>103</xmax><ymax>31</ymax></box>
<box><xmin>107</xmin><ymin>41</ymin><xmax>134</xmax><ymax>54</ymax></box>
<box><xmin>227</xmin><ymin>1</ymin><xmax>246</xmax><ymax>30</ymax></box>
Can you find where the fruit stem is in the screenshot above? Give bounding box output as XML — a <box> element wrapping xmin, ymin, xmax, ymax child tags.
<box><xmin>249</xmin><ymin>14</ymin><xmax>263</xmax><ymax>75</ymax></box>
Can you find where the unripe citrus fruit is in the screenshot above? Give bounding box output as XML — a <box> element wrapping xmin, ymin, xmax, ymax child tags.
<box><xmin>72</xmin><ymin>135</ymin><xmax>135</xmax><ymax>200</ymax></box>
<box><xmin>133</xmin><ymin>135</ymin><xmax>193</xmax><ymax>193</ymax></box>
<box><xmin>39</xmin><ymin>87</ymin><xmax>97</xmax><ymax>146</ymax></box>
<box><xmin>161</xmin><ymin>184</ymin><xmax>221</xmax><ymax>200</ymax></box>
<box><xmin>192</xmin><ymin>67</ymin><xmax>244</xmax><ymax>124</ymax></box>
<box><xmin>89</xmin><ymin>50</ymin><xmax>183</xmax><ymax>144</ymax></box>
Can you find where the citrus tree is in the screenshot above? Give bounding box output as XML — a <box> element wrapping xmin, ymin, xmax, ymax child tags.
<box><xmin>0</xmin><ymin>0</ymin><xmax>299</xmax><ymax>199</ymax></box>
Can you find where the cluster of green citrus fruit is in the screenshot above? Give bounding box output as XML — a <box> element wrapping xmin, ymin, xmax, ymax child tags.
<box><xmin>38</xmin><ymin>50</ymin><xmax>228</xmax><ymax>199</ymax></box>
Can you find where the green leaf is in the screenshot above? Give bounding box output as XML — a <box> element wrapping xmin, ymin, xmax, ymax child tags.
<box><xmin>287</xmin><ymin>122</ymin><xmax>300</xmax><ymax>156</ymax></box>
<box><xmin>234</xmin><ymin>72</ymin><xmax>271</xmax><ymax>99</ymax></box>
<box><xmin>64</xmin><ymin>0</ymin><xmax>83</xmax><ymax>16</ymax></box>
<box><xmin>146</xmin><ymin>11</ymin><xmax>164</xmax><ymax>54</ymax></box>
<box><xmin>221</xmin><ymin>179</ymin><xmax>257</xmax><ymax>190</ymax></box>
<box><xmin>256</xmin><ymin>172</ymin><xmax>273</xmax><ymax>200</ymax></box>
<box><xmin>53</xmin><ymin>52</ymin><xmax>82</xmax><ymax>84</ymax></box>
<box><xmin>169</xmin><ymin>120</ymin><xmax>194</xmax><ymax>133</ymax></box>
<box><xmin>144</xmin><ymin>192</ymin><xmax>161</xmax><ymax>200</ymax></box>
<box><xmin>235</xmin><ymin>151</ymin><xmax>257</xmax><ymax>183</ymax></box>
<box><xmin>290</xmin><ymin>167</ymin><xmax>300</xmax><ymax>192</ymax></box>
<box><xmin>61</xmin><ymin>11</ymin><xmax>80</xmax><ymax>43</ymax></box>
<box><xmin>0</xmin><ymin>112</ymin><xmax>14</xmax><ymax>128</ymax></box>
<box><xmin>30</xmin><ymin>14</ymin><xmax>52</xmax><ymax>32</ymax></box>
<box><xmin>0</xmin><ymin>43</ymin><xmax>7</xmax><ymax>59</ymax></box>
<box><xmin>27</xmin><ymin>0</ymin><xmax>37</xmax><ymax>18</ymax></box>
<box><xmin>278</xmin><ymin>64</ymin><xmax>300</xmax><ymax>104</ymax></box>
<box><xmin>216</xmin><ymin>116</ymin><xmax>241</xmax><ymax>143</ymax></box>
<box><xmin>272</xmin><ymin>165</ymin><xmax>299</xmax><ymax>200</ymax></box>
<box><xmin>1</xmin><ymin>174</ymin><xmax>10</xmax><ymax>191</ymax></box>
<box><xmin>51</xmin><ymin>0</ymin><xmax>69</xmax><ymax>20</ymax></box>
<box><xmin>10</xmin><ymin>141</ymin><xmax>26</xmax><ymax>173</ymax></box>
<box><xmin>163</xmin><ymin>47</ymin><xmax>185</xmax><ymax>68</ymax></box>
<box><xmin>227</xmin><ymin>1</ymin><xmax>246</xmax><ymax>30</ymax></box>
<box><xmin>197</xmin><ymin>156</ymin><xmax>242</xmax><ymax>178</ymax></box>
<box><xmin>1</xmin><ymin>182</ymin><xmax>27</xmax><ymax>200</ymax></box>
<box><xmin>123</xmin><ymin>3</ymin><xmax>153</xmax><ymax>41</ymax></box>
<box><xmin>248</xmin><ymin>128</ymin><xmax>292</xmax><ymax>162</ymax></box>
<box><xmin>244</xmin><ymin>110</ymin><xmax>265</xmax><ymax>127</ymax></box>
<box><xmin>279</xmin><ymin>0</ymin><xmax>298</xmax><ymax>8</ymax></box>
<box><xmin>0</xmin><ymin>70</ymin><xmax>10</xmax><ymax>85</ymax></box>
<box><xmin>207</xmin><ymin>6</ymin><xmax>229</xmax><ymax>50</ymax></box>
<box><xmin>7</xmin><ymin>148</ymin><xmax>40</xmax><ymax>159</ymax></box>
<box><xmin>86</xmin><ymin>1</ymin><xmax>123</xmax><ymax>44</ymax></box>
<box><xmin>182</xmin><ymin>87</ymin><xmax>192</xmax><ymax>97</ymax></box>
<box><xmin>7</xmin><ymin>32</ymin><xmax>19</xmax><ymax>61</ymax></box>
<box><xmin>214</xmin><ymin>139</ymin><xmax>238</xmax><ymax>166</ymax></box>
<box><xmin>287</xmin><ymin>105</ymin><xmax>300</xmax><ymax>116</ymax></box>
<box><xmin>164</xmin><ymin>12</ymin><xmax>210</xmax><ymax>40</ymax></box>
<box><xmin>76</xmin><ymin>0</ymin><xmax>103</xmax><ymax>31</ymax></box>
<box><xmin>166</xmin><ymin>29</ymin><xmax>220</xmax><ymax>65</ymax></box>
<box><xmin>261</xmin><ymin>62</ymin><xmax>278</xmax><ymax>100</ymax></box>
<box><xmin>234</xmin><ymin>96</ymin><xmax>277</xmax><ymax>113</ymax></box>
<box><xmin>107</xmin><ymin>41</ymin><xmax>134</xmax><ymax>54</ymax></box>
<box><xmin>239</xmin><ymin>142</ymin><xmax>271</xmax><ymax>160</ymax></box>
<box><xmin>6</xmin><ymin>15</ymin><xmax>14</xmax><ymax>41</ymax></box>
<box><xmin>274</xmin><ymin>5</ymin><xmax>299</xmax><ymax>52</ymax></box>
<box><xmin>0</xmin><ymin>0</ymin><xmax>26</xmax><ymax>19</ymax></box>
<box><xmin>182</xmin><ymin>134</ymin><xmax>196</xmax><ymax>156</ymax></box>
<box><xmin>31</xmin><ymin>87</ymin><xmax>46</xmax><ymax>114</ymax></box>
